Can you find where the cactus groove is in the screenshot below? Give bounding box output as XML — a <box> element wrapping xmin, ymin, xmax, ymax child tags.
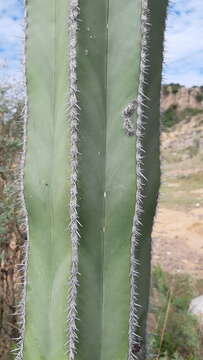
<box><xmin>19</xmin><ymin>0</ymin><xmax>168</xmax><ymax>360</ymax></box>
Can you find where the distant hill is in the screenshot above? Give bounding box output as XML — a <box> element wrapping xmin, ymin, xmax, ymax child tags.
<box><xmin>161</xmin><ymin>84</ymin><xmax>203</xmax><ymax>129</ymax></box>
<box><xmin>152</xmin><ymin>85</ymin><xmax>203</xmax><ymax>280</ymax></box>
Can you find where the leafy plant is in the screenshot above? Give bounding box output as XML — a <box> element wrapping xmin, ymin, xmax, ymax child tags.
<box><xmin>16</xmin><ymin>1</ymin><xmax>168</xmax><ymax>360</ymax></box>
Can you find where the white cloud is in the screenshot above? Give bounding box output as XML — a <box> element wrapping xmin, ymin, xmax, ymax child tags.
<box><xmin>0</xmin><ymin>0</ymin><xmax>23</xmax><ymax>83</ymax></box>
<box><xmin>164</xmin><ymin>69</ymin><xmax>203</xmax><ymax>87</ymax></box>
<box><xmin>165</xmin><ymin>0</ymin><xmax>203</xmax><ymax>86</ymax></box>
<box><xmin>0</xmin><ymin>0</ymin><xmax>23</xmax><ymax>17</ymax></box>
<box><xmin>0</xmin><ymin>0</ymin><xmax>202</xmax><ymax>87</ymax></box>
<box><xmin>0</xmin><ymin>16</ymin><xmax>23</xmax><ymax>43</ymax></box>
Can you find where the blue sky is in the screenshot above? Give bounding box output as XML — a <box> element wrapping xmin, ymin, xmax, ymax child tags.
<box><xmin>164</xmin><ymin>0</ymin><xmax>203</xmax><ymax>86</ymax></box>
<box><xmin>0</xmin><ymin>0</ymin><xmax>203</xmax><ymax>87</ymax></box>
<box><xmin>0</xmin><ymin>0</ymin><xmax>24</xmax><ymax>84</ymax></box>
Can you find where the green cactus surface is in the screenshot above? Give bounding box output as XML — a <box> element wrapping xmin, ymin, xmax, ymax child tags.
<box><xmin>20</xmin><ymin>1</ymin><xmax>168</xmax><ymax>360</ymax></box>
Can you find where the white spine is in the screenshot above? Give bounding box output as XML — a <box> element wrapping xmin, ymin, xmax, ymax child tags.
<box><xmin>68</xmin><ymin>1</ymin><xmax>80</xmax><ymax>359</ymax></box>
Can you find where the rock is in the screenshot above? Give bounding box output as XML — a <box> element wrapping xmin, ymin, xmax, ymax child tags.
<box><xmin>189</xmin><ymin>295</ymin><xmax>203</xmax><ymax>330</ymax></box>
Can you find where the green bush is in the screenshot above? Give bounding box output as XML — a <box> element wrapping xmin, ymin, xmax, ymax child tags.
<box><xmin>161</xmin><ymin>106</ymin><xmax>203</xmax><ymax>129</ymax></box>
<box><xmin>179</xmin><ymin>108</ymin><xmax>203</xmax><ymax>120</ymax></box>
<box><xmin>162</xmin><ymin>85</ymin><xmax>170</xmax><ymax>96</ymax></box>
<box><xmin>195</xmin><ymin>93</ymin><xmax>203</xmax><ymax>103</ymax></box>
<box><xmin>169</xmin><ymin>83</ymin><xmax>181</xmax><ymax>94</ymax></box>
<box><xmin>148</xmin><ymin>266</ymin><xmax>201</xmax><ymax>360</ymax></box>
<box><xmin>161</xmin><ymin>105</ymin><xmax>178</xmax><ymax>128</ymax></box>
<box><xmin>0</xmin><ymin>85</ymin><xmax>23</xmax><ymax>245</ymax></box>
<box><xmin>200</xmin><ymin>85</ymin><xmax>203</xmax><ymax>93</ymax></box>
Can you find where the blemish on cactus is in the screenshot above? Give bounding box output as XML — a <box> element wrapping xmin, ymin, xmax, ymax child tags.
<box><xmin>122</xmin><ymin>99</ymin><xmax>137</xmax><ymax>136</ymax></box>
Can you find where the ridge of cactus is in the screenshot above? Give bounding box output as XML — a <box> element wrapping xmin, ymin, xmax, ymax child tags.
<box><xmin>68</xmin><ymin>0</ymin><xmax>80</xmax><ymax>359</ymax></box>
<box><xmin>128</xmin><ymin>1</ymin><xmax>150</xmax><ymax>358</ymax></box>
<box><xmin>128</xmin><ymin>1</ymin><xmax>168</xmax><ymax>358</ymax></box>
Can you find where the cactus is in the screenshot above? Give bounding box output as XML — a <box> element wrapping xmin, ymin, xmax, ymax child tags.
<box><xmin>18</xmin><ymin>0</ymin><xmax>168</xmax><ymax>359</ymax></box>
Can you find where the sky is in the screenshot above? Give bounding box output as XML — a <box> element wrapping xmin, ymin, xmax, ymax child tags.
<box><xmin>0</xmin><ymin>0</ymin><xmax>24</xmax><ymax>85</ymax></box>
<box><xmin>164</xmin><ymin>0</ymin><xmax>203</xmax><ymax>86</ymax></box>
<box><xmin>0</xmin><ymin>0</ymin><xmax>203</xmax><ymax>87</ymax></box>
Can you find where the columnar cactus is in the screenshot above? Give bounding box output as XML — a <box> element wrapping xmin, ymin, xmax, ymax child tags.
<box><xmin>17</xmin><ymin>0</ymin><xmax>168</xmax><ymax>359</ymax></box>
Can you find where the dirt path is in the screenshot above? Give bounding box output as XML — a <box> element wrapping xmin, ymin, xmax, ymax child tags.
<box><xmin>152</xmin><ymin>207</ymin><xmax>203</xmax><ymax>278</ymax></box>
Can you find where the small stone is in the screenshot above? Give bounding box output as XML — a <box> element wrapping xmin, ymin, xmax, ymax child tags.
<box><xmin>189</xmin><ymin>295</ymin><xmax>203</xmax><ymax>331</ymax></box>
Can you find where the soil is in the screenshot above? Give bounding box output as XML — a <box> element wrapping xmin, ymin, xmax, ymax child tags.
<box><xmin>152</xmin><ymin>207</ymin><xmax>203</xmax><ymax>278</ymax></box>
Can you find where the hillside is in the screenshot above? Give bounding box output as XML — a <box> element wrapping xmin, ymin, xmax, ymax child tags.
<box><xmin>152</xmin><ymin>84</ymin><xmax>203</xmax><ymax>278</ymax></box>
<box><xmin>161</xmin><ymin>84</ymin><xmax>203</xmax><ymax>112</ymax></box>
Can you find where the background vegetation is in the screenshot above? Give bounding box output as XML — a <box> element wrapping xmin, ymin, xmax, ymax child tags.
<box><xmin>148</xmin><ymin>266</ymin><xmax>203</xmax><ymax>360</ymax></box>
<box><xmin>0</xmin><ymin>84</ymin><xmax>24</xmax><ymax>359</ymax></box>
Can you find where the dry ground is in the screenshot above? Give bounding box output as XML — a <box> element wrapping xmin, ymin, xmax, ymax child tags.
<box><xmin>152</xmin><ymin>118</ymin><xmax>203</xmax><ymax>279</ymax></box>
<box><xmin>152</xmin><ymin>207</ymin><xmax>203</xmax><ymax>278</ymax></box>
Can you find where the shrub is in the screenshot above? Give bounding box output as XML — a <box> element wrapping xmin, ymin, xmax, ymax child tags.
<box><xmin>162</xmin><ymin>85</ymin><xmax>170</xmax><ymax>96</ymax></box>
<box><xmin>148</xmin><ymin>266</ymin><xmax>201</xmax><ymax>360</ymax></box>
<box><xmin>169</xmin><ymin>83</ymin><xmax>181</xmax><ymax>94</ymax></box>
<box><xmin>195</xmin><ymin>93</ymin><xmax>203</xmax><ymax>103</ymax></box>
<box><xmin>161</xmin><ymin>106</ymin><xmax>203</xmax><ymax>129</ymax></box>
<box><xmin>161</xmin><ymin>105</ymin><xmax>178</xmax><ymax>128</ymax></box>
